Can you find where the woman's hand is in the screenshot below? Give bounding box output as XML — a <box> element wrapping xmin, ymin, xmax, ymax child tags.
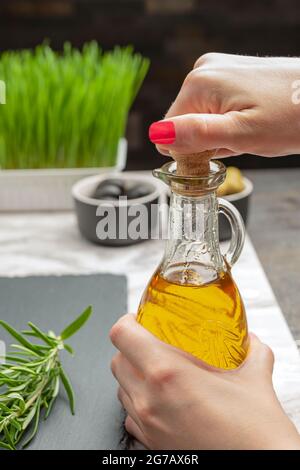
<box><xmin>110</xmin><ymin>314</ymin><xmax>300</xmax><ymax>450</ymax></box>
<box><xmin>149</xmin><ymin>53</ymin><xmax>300</xmax><ymax>158</ymax></box>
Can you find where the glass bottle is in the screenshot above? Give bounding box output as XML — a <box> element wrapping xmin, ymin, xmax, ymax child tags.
<box><xmin>137</xmin><ymin>160</ymin><xmax>249</xmax><ymax>370</ymax></box>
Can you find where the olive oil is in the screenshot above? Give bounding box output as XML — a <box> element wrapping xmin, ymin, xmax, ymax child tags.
<box><xmin>141</xmin><ymin>159</ymin><xmax>250</xmax><ymax>370</ymax></box>
<box><xmin>137</xmin><ymin>267</ymin><xmax>249</xmax><ymax>370</ymax></box>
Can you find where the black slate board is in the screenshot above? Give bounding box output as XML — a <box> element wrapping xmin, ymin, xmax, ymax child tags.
<box><xmin>0</xmin><ymin>273</ymin><xmax>127</xmax><ymax>450</ymax></box>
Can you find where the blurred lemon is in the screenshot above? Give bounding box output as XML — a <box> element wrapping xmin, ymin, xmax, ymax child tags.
<box><xmin>217</xmin><ymin>167</ymin><xmax>245</xmax><ymax>197</ymax></box>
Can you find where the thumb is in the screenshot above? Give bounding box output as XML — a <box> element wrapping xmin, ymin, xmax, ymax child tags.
<box><xmin>239</xmin><ymin>333</ymin><xmax>275</xmax><ymax>379</ymax></box>
<box><xmin>149</xmin><ymin>113</ymin><xmax>239</xmax><ymax>156</ymax></box>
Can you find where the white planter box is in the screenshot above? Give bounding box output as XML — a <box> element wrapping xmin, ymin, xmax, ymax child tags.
<box><xmin>0</xmin><ymin>138</ymin><xmax>127</xmax><ymax>211</ymax></box>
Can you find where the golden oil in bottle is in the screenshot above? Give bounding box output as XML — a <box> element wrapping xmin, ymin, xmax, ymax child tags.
<box><xmin>139</xmin><ymin>159</ymin><xmax>250</xmax><ymax>370</ymax></box>
<box><xmin>137</xmin><ymin>265</ymin><xmax>249</xmax><ymax>370</ymax></box>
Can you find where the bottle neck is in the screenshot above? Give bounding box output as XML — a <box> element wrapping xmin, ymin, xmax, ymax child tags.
<box><xmin>161</xmin><ymin>190</ymin><xmax>225</xmax><ymax>284</ymax></box>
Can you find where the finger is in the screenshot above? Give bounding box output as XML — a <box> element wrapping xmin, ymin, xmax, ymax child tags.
<box><xmin>213</xmin><ymin>148</ymin><xmax>241</xmax><ymax>158</ymax></box>
<box><xmin>155</xmin><ymin>144</ymin><xmax>170</xmax><ymax>157</ymax></box>
<box><xmin>110</xmin><ymin>314</ymin><xmax>173</xmax><ymax>374</ymax></box>
<box><xmin>155</xmin><ymin>145</ymin><xmax>240</xmax><ymax>160</ymax></box>
<box><xmin>164</xmin><ymin>81</ymin><xmax>200</xmax><ymax>119</ymax></box>
<box><xmin>111</xmin><ymin>315</ymin><xmax>215</xmax><ymax>382</ymax></box>
<box><xmin>238</xmin><ymin>333</ymin><xmax>275</xmax><ymax>378</ymax></box>
<box><xmin>125</xmin><ymin>415</ymin><xmax>148</xmax><ymax>448</ymax></box>
<box><xmin>117</xmin><ymin>386</ymin><xmax>141</xmax><ymax>426</ymax></box>
<box><xmin>111</xmin><ymin>351</ymin><xmax>142</xmax><ymax>397</ymax></box>
<box><xmin>149</xmin><ymin>113</ymin><xmax>240</xmax><ymax>155</ymax></box>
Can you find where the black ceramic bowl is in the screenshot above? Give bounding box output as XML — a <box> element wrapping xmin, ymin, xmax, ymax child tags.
<box><xmin>219</xmin><ymin>177</ymin><xmax>253</xmax><ymax>241</ymax></box>
<box><xmin>72</xmin><ymin>173</ymin><xmax>163</xmax><ymax>246</ymax></box>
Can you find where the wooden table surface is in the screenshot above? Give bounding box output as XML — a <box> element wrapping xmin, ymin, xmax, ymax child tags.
<box><xmin>246</xmin><ymin>168</ymin><xmax>300</xmax><ymax>341</ymax></box>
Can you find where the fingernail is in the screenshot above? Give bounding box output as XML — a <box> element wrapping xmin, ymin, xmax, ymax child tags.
<box><xmin>148</xmin><ymin>121</ymin><xmax>175</xmax><ymax>145</ymax></box>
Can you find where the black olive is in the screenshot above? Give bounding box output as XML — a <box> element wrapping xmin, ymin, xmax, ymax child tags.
<box><xmin>96</xmin><ymin>194</ymin><xmax>119</xmax><ymax>201</ymax></box>
<box><xmin>126</xmin><ymin>185</ymin><xmax>151</xmax><ymax>200</ymax></box>
<box><xmin>104</xmin><ymin>178</ymin><xmax>125</xmax><ymax>190</ymax></box>
<box><xmin>92</xmin><ymin>179</ymin><xmax>125</xmax><ymax>200</ymax></box>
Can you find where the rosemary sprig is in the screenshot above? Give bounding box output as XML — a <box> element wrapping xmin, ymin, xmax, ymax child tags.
<box><xmin>0</xmin><ymin>305</ymin><xmax>92</xmax><ymax>450</ymax></box>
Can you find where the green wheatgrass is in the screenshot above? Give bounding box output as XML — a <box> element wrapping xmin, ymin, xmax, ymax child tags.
<box><xmin>0</xmin><ymin>42</ymin><xmax>149</xmax><ymax>169</ymax></box>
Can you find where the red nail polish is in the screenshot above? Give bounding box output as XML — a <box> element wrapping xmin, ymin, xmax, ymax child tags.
<box><xmin>149</xmin><ymin>121</ymin><xmax>175</xmax><ymax>145</ymax></box>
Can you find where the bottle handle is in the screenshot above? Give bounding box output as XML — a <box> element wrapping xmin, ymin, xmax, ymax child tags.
<box><xmin>218</xmin><ymin>198</ymin><xmax>245</xmax><ymax>268</ymax></box>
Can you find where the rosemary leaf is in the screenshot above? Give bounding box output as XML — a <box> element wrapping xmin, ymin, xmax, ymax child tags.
<box><xmin>63</xmin><ymin>344</ymin><xmax>74</xmax><ymax>355</ymax></box>
<box><xmin>60</xmin><ymin>305</ymin><xmax>92</xmax><ymax>340</ymax></box>
<box><xmin>22</xmin><ymin>397</ymin><xmax>41</xmax><ymax>449</ymax></box>
<box><xmin>0</xmin><ymin>441</ymin><xmax>14</xmax><ymax>450</ymax></box>
<box><xmin>44</xmin><ymin>396</ymin><xmax>56</xmax><ymax>421</ymax></box>
<box><xmin>27</xmin><ymin>322</ymin><xmax>57</xmax><ymax>347</ymax></box>
<box><xmin>3</xmin><ymin>427</ymin><xmax>15</xmax><ymax>450</ymax></box>
<box><xmin>0</xmin><ymin>321</ymin><xmax>42</xmax><ymax>356</ymax></box>
<box><xmin>59</xmin><ymin>367</ymin><xmax>75</xmax><ymax>415</ymax></box>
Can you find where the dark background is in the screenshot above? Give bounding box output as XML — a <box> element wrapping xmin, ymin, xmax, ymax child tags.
<box><xmin>1</xmin><ymin>0</ymin><xmax>300</xmax><ymax>170</ymax></box>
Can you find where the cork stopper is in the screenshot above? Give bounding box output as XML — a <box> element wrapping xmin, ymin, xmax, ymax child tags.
<box><xmin>170</xmin><ymin>150</ymin><xmax>216</xmax><ymax>176</ymax></box>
